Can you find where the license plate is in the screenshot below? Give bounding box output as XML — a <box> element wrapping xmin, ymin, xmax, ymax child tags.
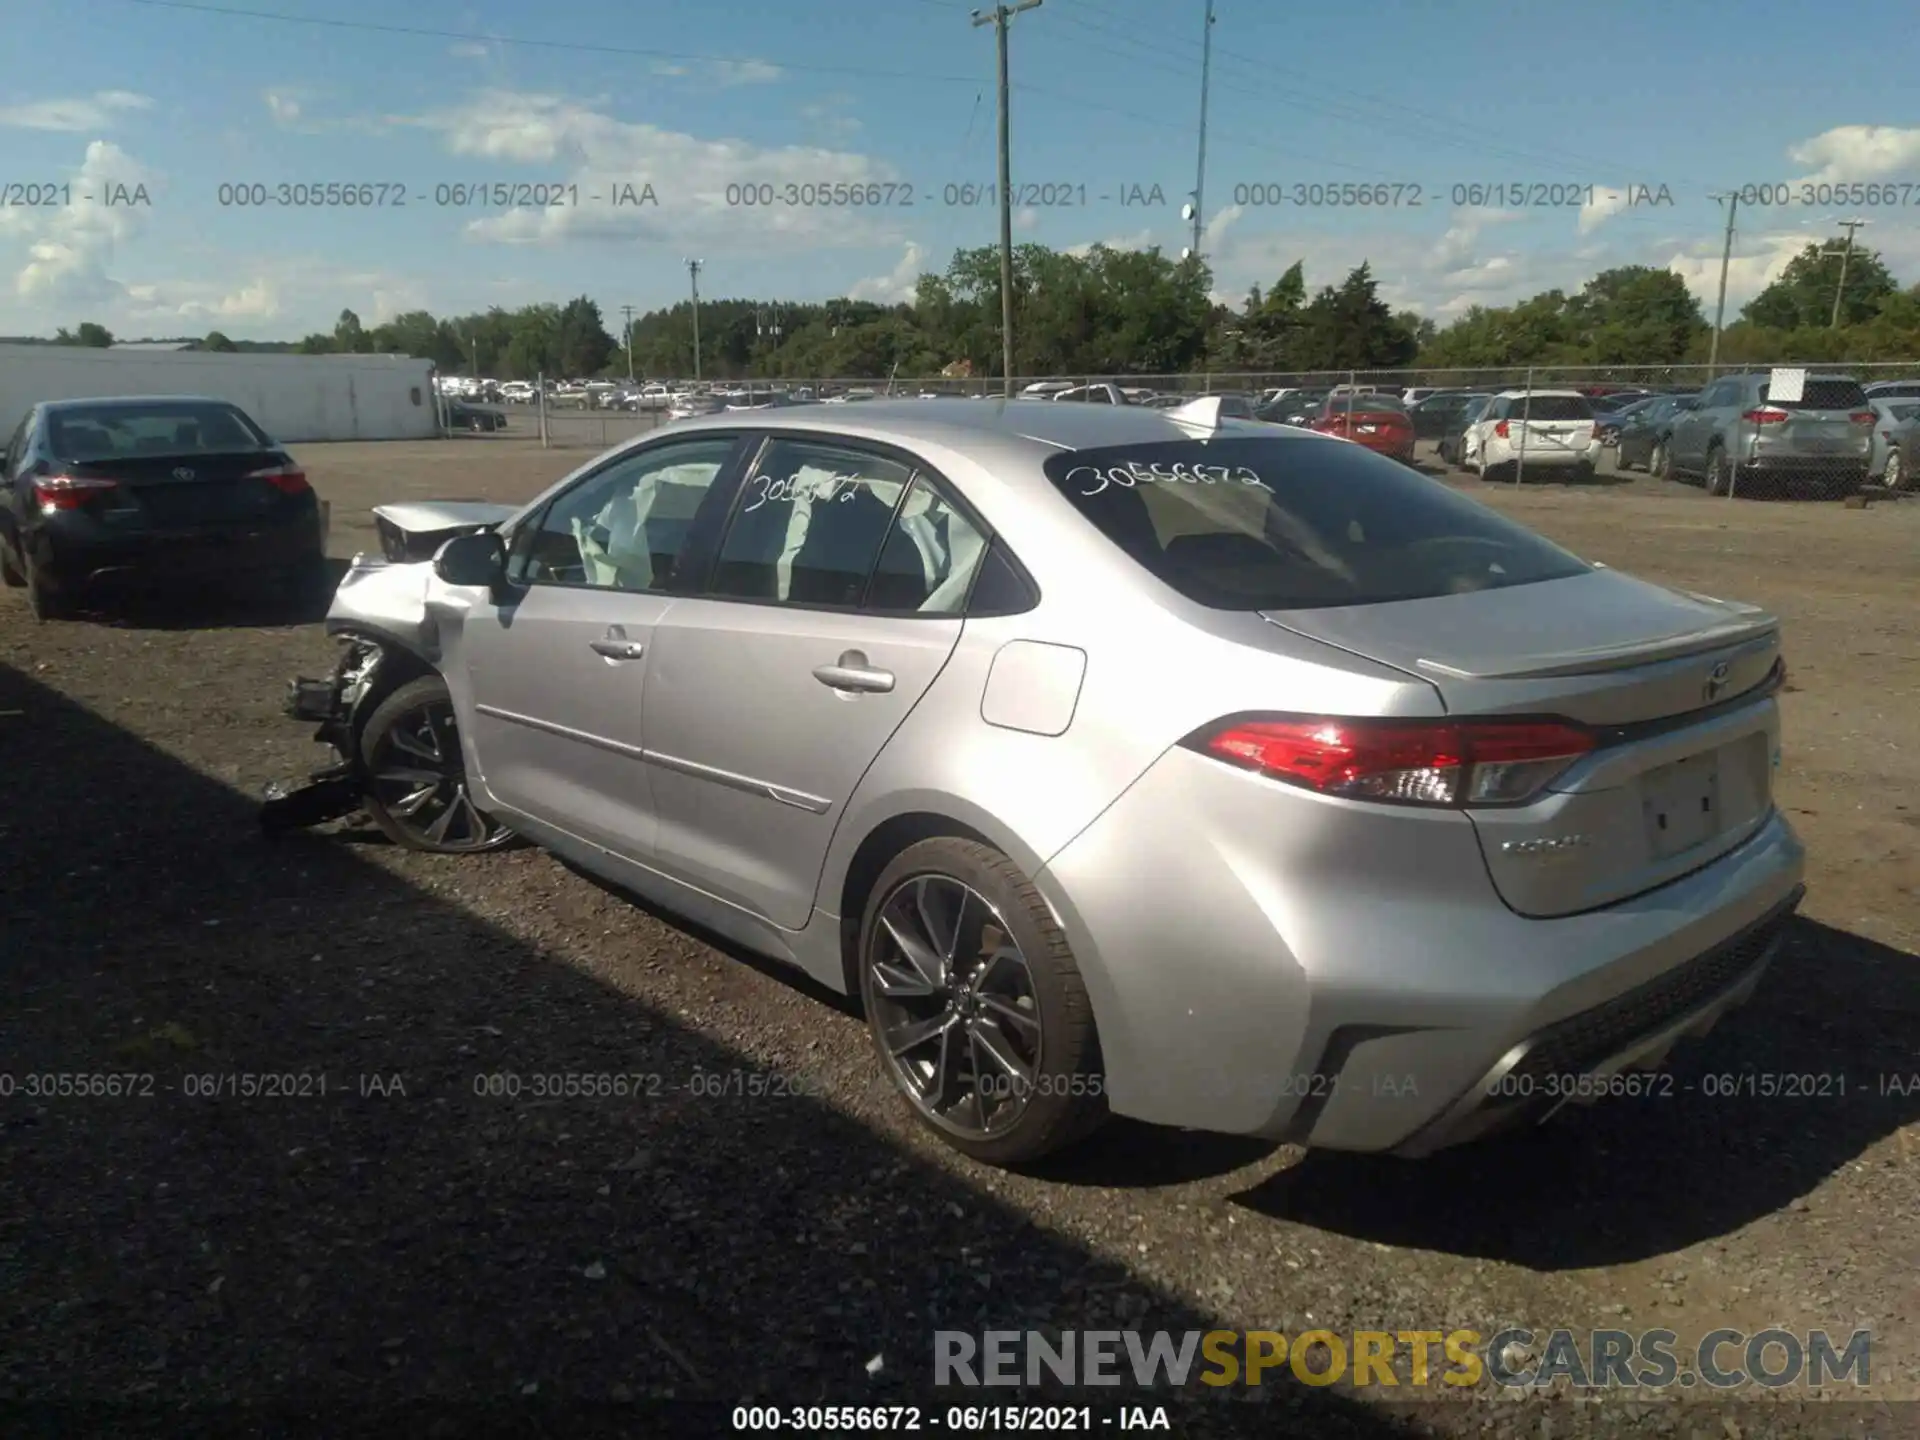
<box><xmin>1357</xmin><ymin>423</ymin><xmax>1377</xmax><ymax>434</ymax></box>
<box><xmin>1642</xmin><ymin>751</ymin><xmax>1723</xmax><ymax>859</ymax></box>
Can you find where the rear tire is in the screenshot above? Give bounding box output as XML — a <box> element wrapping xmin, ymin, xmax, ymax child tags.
<box><xmin>1651</xmin><ymin>439</ymin><xmax>1672</xmax><ymax>480</ymax></box>
<box><xmin>857</xmin><ymin>837</ymin><xmax>1107</xmax><ymax>1168</ymax></box>
<box><xmin>358</xmin><ymin>675</ymin><xmax>515</xmax><ymax>854</ymax></box>
<box><xmin>1883</xmin><ymin>447</ymin><xmax>1906</xmax><ymax>493</ymax></box>
<box><xmin>24</xmin><ymin>551</ymin><xmax>74</xmax><ymax>621</ymax></box>
<box><xmin>1705</xmin><ymin>446</ymin><xmax>1732</xmax><ymax>496</ymax></box>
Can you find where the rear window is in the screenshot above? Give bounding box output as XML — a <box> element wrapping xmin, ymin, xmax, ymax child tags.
<box><xmin>1758</xmin><ymin>378</ymin><xmax>1868</xmax><ymax>410</ymax></box>
<box><xmin>1505</xmin><ymin>395</ymin><xmax>1592</xmax><ymax>421</ymax></box>
<box><xmin>48</xmin><ymin>402</ymin><xmax>270</xmax><ymax>462</ymax></box>
<box><xmin>1325</xmin><ymin>393</ymin><xmax>1408</xmax><ymax>412</ymax></box>
<box><xmin>1045</xmin><ymin>436</ymin><xmax>1589</xmax><ymax>610</ymax></box>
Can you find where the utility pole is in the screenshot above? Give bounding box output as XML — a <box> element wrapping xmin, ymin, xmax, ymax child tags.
<box><xmin>685</xmin><ymin>258</ymin><xmax>703</xmax><ymax>382</ymax></box>
<box><xmin>1827</xmin><ymin>218</ymin><xmax>1869</xmax><ymax>328</ymax></box>
<box><xmin>1184</xmin><ymin>0</ymin><xmax>1216</xmax><ymax>261</ymax></box>
<box><xmin>972</xmin><ymin>0</ymin><xmax>1042</xmax><ymax>398</ymax></box>
<box><xmin>621</xmin><ymin>304</ymin><xmax>635</xmax><ymax>381</ymax></box>
<box><xmin>1706</xmin><ymin>191</ymin><xmax>1738</xmax><ymax>380</ymax></box>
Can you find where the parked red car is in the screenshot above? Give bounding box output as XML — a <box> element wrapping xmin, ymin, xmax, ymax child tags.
<box><xmin>1308</xmin><ymin>393</ymin><xmax>1417</xmax><ymax>461</ymax></box>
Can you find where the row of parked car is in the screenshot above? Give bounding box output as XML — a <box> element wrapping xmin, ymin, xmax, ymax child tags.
<box><xmin>1266</xmin><ymin>375</ymin><xmax>1920</xmax><ymax>495</ymax></box>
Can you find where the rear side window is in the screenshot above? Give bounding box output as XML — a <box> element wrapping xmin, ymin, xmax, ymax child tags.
<box><xmin>1044</xmin><ymin>437</ymin><xmax>1588</xmax><ymax>611</ymax></box>
<box><xmin>709</xmin><ymin>439</ymin><xmax>911</xmax><ymax>607</ymax></box>
<box><xmin>1506</xmin><ymin>395</ymin><xmax>1592</xmax><ymax>421</ymax></box>
<box><xmin>1758</xmin><ymin>378</ymin><xmax>1869</xmax><ymax>410</ymax></box>
<box><xmin>48</xmin><ymin>402</ymin><xmax>270</xmax><ymax>461</ymax></box>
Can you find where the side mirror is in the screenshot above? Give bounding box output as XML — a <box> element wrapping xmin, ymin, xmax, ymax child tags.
<box><xmin>433</xmin><ymin>530</ymin><xmax>506</xmax><ymax>588</ymax></box>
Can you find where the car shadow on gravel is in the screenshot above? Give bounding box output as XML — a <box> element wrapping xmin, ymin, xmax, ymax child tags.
<box><xmin>1232</xmin><ymin>917</ymin><xmax>1920</xmax><ymax>1269</ymax></box>
<box><xmin>0</xmin><ymin>658</ymin><xmax>1421</xmax><ymax>1440</ymax></box>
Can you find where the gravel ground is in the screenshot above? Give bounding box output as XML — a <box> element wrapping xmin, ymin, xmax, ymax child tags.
<box><xmin>1</xmin><ymin>436</ymin><xmax>1915</xmax><ymax>1439</ymax></box>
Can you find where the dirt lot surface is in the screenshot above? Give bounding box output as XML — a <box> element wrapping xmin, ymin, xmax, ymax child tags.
<box><xmin>2</xmin><ymin>434</ymin><xmax>1916</xmax><ymax>1438</ymax></box>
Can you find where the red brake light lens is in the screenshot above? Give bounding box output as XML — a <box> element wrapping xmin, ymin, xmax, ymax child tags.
<box><xmin>1191</xmin><ymin>716</ymin><xmax>1597</xmax><ymax>808</ymax></box>
<box><xmin>1493</xmin><ymin>419</ymin><xmax>1510</xmax><ymax>438</ymax></box>
<box><xmin>1848</xmin><ymin>411</ymin><xmax>1876</xmax><ymax>425</ymax></box>
<box><xmin>248</xmin><ymin>461</ymin><xmax>311</xmax><ymax>495</ymax></box>
<box><xmin>32</xmin><ymin>474</ymin><xmax>119</xmax><ymax>511</ymax></box>
<box><xmin>1741</xmin><ymin>408</ymin><xmax>1789</xmax><ymax>424</ymax></box>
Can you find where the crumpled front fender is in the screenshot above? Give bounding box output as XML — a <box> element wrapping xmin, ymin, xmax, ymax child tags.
<box><xmin>326</xmin><ymin>557</ymin><xmax>442</xmax><ymax>663</ymax></box>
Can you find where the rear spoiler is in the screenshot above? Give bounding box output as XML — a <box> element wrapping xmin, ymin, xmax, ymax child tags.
<box><xmin>1413</xmin><ymin>615</ymin><xmax>1778</xmax><ymax>681</ymax></box>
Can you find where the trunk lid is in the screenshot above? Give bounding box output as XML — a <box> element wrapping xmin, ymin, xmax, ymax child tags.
<box><xmin>61</xmin><ymin>450</ymin><xmax>301</xmax><ymax>527</ymax></box>
<box><xmin>1262</xmin><ymin>570</ymin><xmax>1784</xmax><ymax>917</ymax></box>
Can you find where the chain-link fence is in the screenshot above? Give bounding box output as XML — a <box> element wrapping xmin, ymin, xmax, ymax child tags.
<box><xmin>457</xmin><ymin>362</ymin><xmax>1920</xmax><ymax>501</ymax></box>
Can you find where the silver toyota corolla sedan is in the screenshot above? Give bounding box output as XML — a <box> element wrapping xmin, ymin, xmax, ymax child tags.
<box><xmin>270</xmin><ymin>398</ymin><xmax>1806</xmax><ymax>1168</ymax></box>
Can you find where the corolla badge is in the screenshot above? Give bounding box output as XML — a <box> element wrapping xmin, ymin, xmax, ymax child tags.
<box><xmin>1500</xmin><ymin>835</ymin><xmax>1594</xmax><ymax>858</ymax></box>
<box><xmin>1703</xmin><ymin>659</ymin><xmax>1731</xmax><ymax>702</ymax></box>
<box><xmin>172</xmin><ymin>466</ymin><xmax>195</xmax><ymax>481</ymax></box>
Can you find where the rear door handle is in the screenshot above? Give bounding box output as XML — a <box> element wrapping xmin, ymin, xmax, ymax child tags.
<box><xmin>813</xmin><ymin>651</ymin><xmax>894</xmax><ymax>694</ymax></box>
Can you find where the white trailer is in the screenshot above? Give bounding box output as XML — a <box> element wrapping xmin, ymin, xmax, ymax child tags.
<box><xmin>0</xmin><ymin>345</ymin><xmax>440</xmax><ymax>443</ymax></box>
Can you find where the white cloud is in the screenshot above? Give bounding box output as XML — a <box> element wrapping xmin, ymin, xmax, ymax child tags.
<box><xmin>1014</xmin><ymin>206</ymin><xmax>1039</xmax><ymax>232</ymax></box>
<box><xmin>263</xmin><ymin>89</ymin><xmax>301</xmax><ymax>124</ymax></box>
<box><xmin>799</xmin><ymin>96</ymin><xmax>861</xmax><ymax>141</ymax></box>
<box><xmin>407</xmin><ymin>90</ymin><xmax>905</xmax><ymax>250</ymax></box>
<box><xmin>12</xmin><ymin>142</ymin><xmax>158</xmax><ymax>308</ymax></box>
<box><xmin>1577</xmin><ymin>187</ymin><xmax>1632</xmax><ymax>234</ymax></box>
<box><xmin>847</xmin><ymin>242</ymin><xmax>927</xmax><ymax>303</ymax></box>
<box><xmin>714</xmin><ymin>59</ymin><xmax>782</xmax><ymax>87</ymax></box>
<box><xmin>1063</xmin><ymin>230</ymin><xmax>1155</xmax><ymax>259</ymax></box>
<box><xmin>651</xmin><ymin>62</ymin><xmax>690</xmax><ymax>77</ymax></box>
<box><xmin>0</xmin><ymin>91</ymin><xmax>152</xmax><ymax>132</ymax></box>
<box><xmin>1787</xmin><ymin>125</ymin><xmax>1920</xmax><ymax>182</ymax></box>
<box><xmin>450</xmin><ymin>41</ymin><xmax>490</xmax><ymax>59</ymax></box>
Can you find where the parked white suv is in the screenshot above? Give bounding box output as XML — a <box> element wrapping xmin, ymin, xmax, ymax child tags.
<box><xmin>1462</xmin><ymin>390</ymin><xmax>1599</xmax><ymax>482</ymax></box>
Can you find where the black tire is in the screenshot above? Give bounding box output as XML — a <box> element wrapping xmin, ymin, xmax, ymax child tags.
<box><xmin>0</xmin><ymin>537</ymin><xmax>24</xmax><ymax>588</ymax></box>
<box><xmin>24</xmin><ymin>550</ymin><xmax>74</xmax><ymax>621</ymax></box>
<box><xmin>358</xmin><ymin>675</ymin><xmax>515</xmax><ymax>854</ymax></box>
<box><xmin>1615</xmin><ymin>445</ymin><xmax>1639</xmax><ymax>474</ymax></box>
<box><xmin>1705</xmin><ymin>445</ymin><xmax>1732</xmax><ymax>497</ymax></box>
<box><xmin>857</xmin><ymin>837</ymin><xmax>1107</xmax><ymax>1168</ymax></box>
<box><xmin>1650</xmin><ymin>439</ymin><xmax>1672</xmax><ymax>481</ymax></box>
<box><xmin>1887</xmin><ymin>447</ymin><xmax>1908</xmax><ymax>493</ymax></box>
<box><xmin>1484</xmin><ymin>461</ymin><xmax>1517</xmax><ymax>484</ymax></box>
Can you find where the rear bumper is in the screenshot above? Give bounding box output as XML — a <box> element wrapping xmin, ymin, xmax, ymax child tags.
<box><xmin>1035</xmin><ymin>744</ymin><xmax>1807</xmax><ymax>1154</ymax></box>
<box><xmin>33</xmin><ymin>512</ymin><xmax>323</xmax><ymax>587</ymax></box>
<box><xmin>1739</xmin><ymin>454</ymin><xmax>1868</xmax><ymax>478</ymax></box>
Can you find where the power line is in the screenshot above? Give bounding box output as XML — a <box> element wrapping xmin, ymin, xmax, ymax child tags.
<box><xmin>107</xmin><ymin>0</ymin><xmax>985</xmax><ymax>83</ymax></box>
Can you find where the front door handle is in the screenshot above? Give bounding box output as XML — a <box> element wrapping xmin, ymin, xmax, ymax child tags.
<box><xmin>589</xmin><ymin>626</ymin><xmax>646</xmax><ymax>662</ymax></box>
<box><xmin>813</xmin><ymin>651</ymin><xmax>894</xmax><ymax>694</ymax></box>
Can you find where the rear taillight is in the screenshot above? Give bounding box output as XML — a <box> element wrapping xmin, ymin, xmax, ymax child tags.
<box><xmin>1741</xmin><ymin>408</ymin><xmax>1789</xmax><ymax>424</ymax></box>
<box><xmin>32</xmin><ymin>475</ymin><xmax>119</xmax><ymax>511</ymax></box>
<box><xmin>248</xmin><ymin>461</ymin><xmax>311</xmax><ymax>495</ymax></box>
<box><xmin>1188</xmin><ymin>716</ymin><xmax>1596</xmax><ymax>808</ymax></box>
<box><xmin>1848</xmin><ymin>411</ymin><xmax>1876</xmax><ymax>425</ymax></box>
<box><xmin>1494</xmin><ymin>420</ymin><xmax>1510</xmax><ymax>438</ymax></box>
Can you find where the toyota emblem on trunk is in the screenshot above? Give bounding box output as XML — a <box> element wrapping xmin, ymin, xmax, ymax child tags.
<box><xmin>172</xmin><ymin>466</ymin><xmax>195</xmax><ymax>480</ymax></box>
<box><xmin>1703</xmin><ymin>660</ymin><xmax>1731</xmax><ymax>701</ymax></box>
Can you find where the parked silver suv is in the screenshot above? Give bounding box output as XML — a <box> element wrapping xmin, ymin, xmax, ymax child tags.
<box><xmin>1660</xmin><ymin>372</ymin><xmax>1873</xmax><ymax>498</ymax></box>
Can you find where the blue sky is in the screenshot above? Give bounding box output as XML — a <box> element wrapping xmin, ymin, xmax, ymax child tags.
<box><xmin>2</xmin><ymin>0</ymin><xmax>1918</xmax><ymax>339</ymax></box>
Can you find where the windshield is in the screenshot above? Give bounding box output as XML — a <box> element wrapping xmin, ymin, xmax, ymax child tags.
<box><xmin>1505</xmin><ymin>395</ymin><xmax>1593</xmax><ymax>420</ymax></box>
<box><xmin>1044</xmin><ymin>436</ymin><xmax>1589</xmax><ymax>610</ymax></box>
<box><xmin>47</xmin><ymin>401</ymin><xmax>271</xmax><ymax>461</ymax></box>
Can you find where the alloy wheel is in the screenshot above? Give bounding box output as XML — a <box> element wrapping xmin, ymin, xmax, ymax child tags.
<box><xmin>865</xmin><ymin>873</ymin><xmax>1043</xmax><ymax>1141</ymax></box>
<box><xmin>1886</xmin><ymin>448</ymin><xmax>1905</xmax><ymax>493</ymax></box>
<box><xmin>366</xmin><ymin>697</ymin><xmax>505</xmax><ymax>850</ymax></box>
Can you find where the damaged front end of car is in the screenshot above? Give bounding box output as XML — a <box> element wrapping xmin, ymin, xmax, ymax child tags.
<box><xmin>258</xmin><ymin>500</ymin><xmax>518</xmax><ymax>835</ymax></box>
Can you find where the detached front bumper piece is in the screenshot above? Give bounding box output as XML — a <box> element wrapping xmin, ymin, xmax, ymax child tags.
<box><xmin>258</xmin><ymin>647</ymin><xmax>383</xmax><ymax>834</ymax></box>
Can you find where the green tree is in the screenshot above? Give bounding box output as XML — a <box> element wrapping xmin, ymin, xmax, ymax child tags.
<box><xmin>1285</xmin><ymin>264</ymin><xmax>1418</xmax><ymax>371</ymax></box>
<box><xmin>55</xmin><ymin>321</ymin><xmax>115</xmax><ymax>347</ymax></box>
<box><xmin>555</xmin><ymin>296</ymin><xmax>616</xmax><ymax>377</ymax></box>
<box><xmin>332</xmin><ymin>308</ymin><xmax>367</xmax><ymax>353</ymax></box>
<box><xmin>202</xmin><ymin>330</ymin><xmax>238</xmax><ymax>352</ymax></box>
<box><xmin>1744</xmin><ymin>240</ymin><xmax>1896</xmax><ymax>330</ymax></box>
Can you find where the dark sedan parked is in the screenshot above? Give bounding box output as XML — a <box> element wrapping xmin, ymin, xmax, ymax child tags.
<box><xmin>1408</xmin><ymin>390</ymin><xmax>1488</xmax><ymax>440</ymax></box>
<box><xmin>1254</xmin><ymin>390</ymin><xmax>1330</xmax><ymax>426</ymax></box>
<box><xmin>1612</xmin><ymin>393</ymin><xmax>1699</xmax><ymax>472</ymax></box>
<box><xmin>446</xmin><ymin>401</ymin><xmax>508</xmax><ymax>432</ymax></box>
<box><xmin>0</xmin><ymin>395</ymin><xmax>325</xmax><ymax>621</ymax></box>
<box><xmin>1436</xmin><ymin>395</ymin><xmax>1493</xmax><ymax>467</ymax></box>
